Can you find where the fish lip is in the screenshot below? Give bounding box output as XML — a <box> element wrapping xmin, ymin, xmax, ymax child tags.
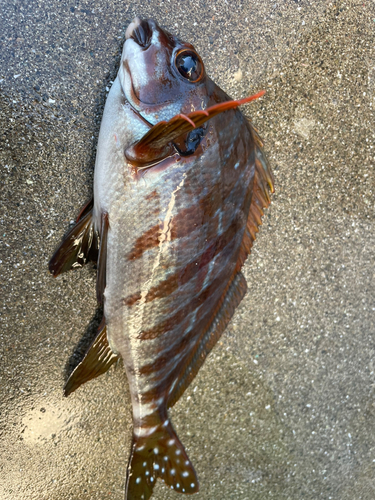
<box><xmin>120</xmin><ymin>62</ymin><xmax>157</xmax><ymax>129</ymax></box>
<box><xmin>121</xmin><ymin>75</ymin><xmax>153</xmax><ymax>127</ymax></box>
<box><xmin>125</xmin><ymin>17</ymin><xmax>152</xmax><ymax>49</ymax></box>
<box><xmin>122</xmin><ymin>58</ymin><xmax>142</xmax><ymax>108</ymax></box>
<box><xmin>125</xmin><ymin>17</ymin><xmax>142</xmax><ymax>40</ymax></box>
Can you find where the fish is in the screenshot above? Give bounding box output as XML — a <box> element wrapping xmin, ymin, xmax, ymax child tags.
<box><xmin>49</xmin><ymin>17</ymin><xmax>274</xmax><ymax>500</ymax></box>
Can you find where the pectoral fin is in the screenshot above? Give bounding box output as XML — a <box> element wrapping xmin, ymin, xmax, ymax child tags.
<box><xmin>64</xmin><ymin>319</ymin><xmax>119</xmax><ymax>397</ymax></box>
<box><xmin>125</xmin><ymin>91</ymin><xmax>266</xmax><ymax>166</ymax></box>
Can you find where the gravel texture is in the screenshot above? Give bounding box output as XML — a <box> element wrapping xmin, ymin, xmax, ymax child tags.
<box><xmin>1</xmin><ymin>1</ymin><xmax>374</xmax><ymax>499</ymax></box>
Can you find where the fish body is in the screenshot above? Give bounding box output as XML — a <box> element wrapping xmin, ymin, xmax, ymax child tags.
<box><xmin>49</xmin><ymin>18</ymin><xmax>274</xmax><ymax>500</ymax></box>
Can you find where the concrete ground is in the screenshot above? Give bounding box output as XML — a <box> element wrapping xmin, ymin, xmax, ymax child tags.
<box><xmin>1</xmin><ymin>1</ymin><xmax>374</xmax><ymax>499</ymax></box>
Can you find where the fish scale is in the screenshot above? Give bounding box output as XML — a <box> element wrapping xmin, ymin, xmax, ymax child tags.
<box><xmin>49</xmin><ymin>17</ymin><xmax>274</xmax><ymax>500</ymax></box>
<box><xmin>121</xmin><ymin>154</ymin><xmax>244</xmax><ymax>347</ymax></box>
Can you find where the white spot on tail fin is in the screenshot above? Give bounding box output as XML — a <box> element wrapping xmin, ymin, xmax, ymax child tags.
<box><xmin>136</xmin><ymin>477</ymin><xmax>141</xmax><ymax>484</ymax></box>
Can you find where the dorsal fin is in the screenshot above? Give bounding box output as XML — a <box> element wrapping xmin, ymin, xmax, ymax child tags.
<box><xmin>49</xmin><ymin>199</ymin><xmax>98</xmax><ymax>276</ymax></box>
<box><xmin>168</xmin><ymin>271</ymin><xmax>247</xmax><ymax>408</ymax></box>
<box><xmin>64</xmin><ymin>319</ymin><xmax>119</xmax><ymax>396</ymax></box>
<box><xmin>236</xmin><ymin>127</ymin><xmax>275</xmax><ymax>271</ymax></box>
<box><xmin>75</xmin><ymin>197</ymin><xmax>94</xmax><ymax>222</ymax></box>
<box><xmin>125</xmin><ymin>91</ymin><xmax>266</xmax><ymax>167</ymax></box>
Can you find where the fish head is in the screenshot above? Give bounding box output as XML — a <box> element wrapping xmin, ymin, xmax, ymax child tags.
<box><xmin>120</xmin><ymin>18</ymin><xmax>209</xmax><ymax>119</ymax></box>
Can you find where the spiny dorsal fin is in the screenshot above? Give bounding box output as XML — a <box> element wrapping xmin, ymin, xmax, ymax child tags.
<box><xmin>168</xmin><ymin>271</ymin><xmax>247</xmax><ymax>408</ymax></box>
<box><xmin>236</xmin><ymin>130</ymin><xmax>274</xmax><ymax>271</ymax></box>
<box><xmin>64</xmin><ymin>320</ymin><xmax>119</xmax><ymax>397</ymax></box>
<box><xmin>49</xmin><ymin>202</ymin><xmax>98</xmax><ymax>276</ymax></box>
<box><xmin>125</xmin><ymin>91</ymin><xmax>266</xmax><ymax>167</ymax></box>
<box><xmin>75</xmin><ymin>197</ymin><xmax>94</xmax><ymax>222</ymax></box>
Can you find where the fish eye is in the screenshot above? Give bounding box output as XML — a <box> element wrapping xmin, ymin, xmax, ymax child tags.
<box><xmin>175</xmin><ymin>49</ymin><xmax>204</xmax><ymax>82</ymax></box>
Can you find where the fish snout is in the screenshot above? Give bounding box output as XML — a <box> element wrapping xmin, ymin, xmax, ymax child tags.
<box><xmin>125</xmin><ymin>17</ymin><xmax>153</xmax><ymax>49</ymax></box>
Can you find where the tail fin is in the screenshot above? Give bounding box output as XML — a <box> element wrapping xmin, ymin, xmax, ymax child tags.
<box><xmin>125</xmin><ymin>420</ymin><xmax>198</xmax><ymax>500</ymax></box>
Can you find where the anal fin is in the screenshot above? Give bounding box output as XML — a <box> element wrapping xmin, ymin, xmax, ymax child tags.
<box><xmin>168</xmin><ymin>271</ymin><xmax>247</xmax><ymax>408</ymax></box>
<box><xmin>64</xmin><ymin>320</ymin><xmax>119</xmax><ymax>397</ymax></box>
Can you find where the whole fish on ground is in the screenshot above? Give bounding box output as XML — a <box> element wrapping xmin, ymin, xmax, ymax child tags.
<box><xmin>49</xmin><ymin>17</ymin><xmax>274</xmax><ymax>500</ymax></box>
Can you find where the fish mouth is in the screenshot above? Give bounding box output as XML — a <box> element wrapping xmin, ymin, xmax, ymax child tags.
<box><xmin>123</xmin><ymin>18</ymin><xmax>155</xmax><ymax>107</ymax></box>
<box><xmin>122</xmin><ymin>19</ymin><xmax>175</xmax><ymax>109</ymax></box>
<box><xmin>125</xmin><ymin>17</ymin><xmax>152</xmax><ymax>49</ymax></box>
<box><xmin>122</xmin><ymin>59</ymin><xmax>143</xmax><ymax>109</ymax></box>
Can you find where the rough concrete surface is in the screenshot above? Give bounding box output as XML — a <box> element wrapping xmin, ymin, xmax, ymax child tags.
<box><xmin>1</xmin><ymin>1</ymin><xmax>374</xmax><ymax>499</ymax></box>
